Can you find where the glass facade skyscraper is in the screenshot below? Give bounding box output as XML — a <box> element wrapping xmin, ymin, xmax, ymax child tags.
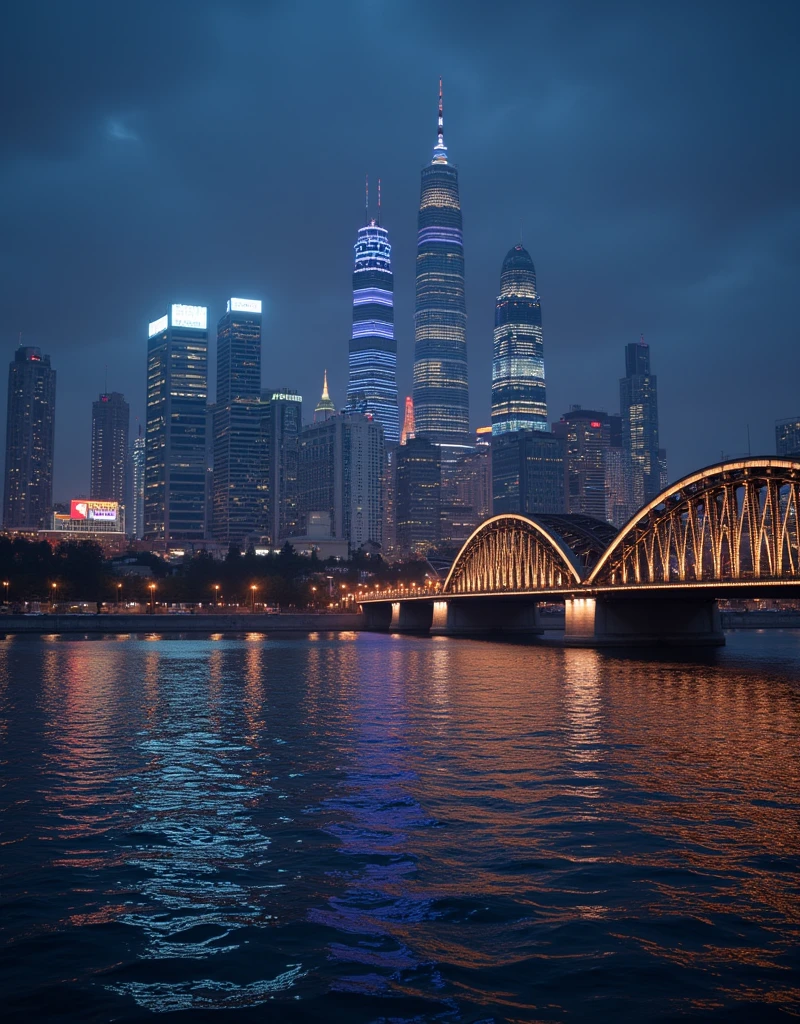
<box><xmin>91</xmin><ymin>391</ymin><xmax>129</xmax><ymax>503</ymax></box>
<box><xmin>491</xmin><ymin>245</ymin><xmax>547</xmax><ymax>434</ymax></box>
<box><xmin>347</xmin><ymin>199</ymin><xmax>398</xmax><ymax>442</ymax></box>
<box><xmin>413</xmin><ymin>80</ymin><xmax>470</xmax><ymax>457</ymax></box>
<box><xmin>145</xmin><ymin>304</ymin><xmax>208</xmax><ymax>543</ymax></box>
<box><xmin>212</xmin><ymin>299</ymin><xmax>263</xmax><ymax>545</ymax></box>
<box><xmin>620</xmin><ymin>338</ymin><xmax>661</xmax><ymax>502</ymax></box>
<box><xmin>3</xmin><ymin>346</ymin><xmax>56</xmax><ymax>529</ymax></box>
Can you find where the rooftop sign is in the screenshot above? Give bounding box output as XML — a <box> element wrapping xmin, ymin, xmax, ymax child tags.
<box><xmin>228</xmin><ymin>298</ymin><xmax>262</xmax><ymax>314</ymax></box>
<box><xmin>171</xmin><ymin>304</ymin><xmax>207</xmax><ymax>330</ymax></box>
<box><xmin>148</xmin><ymin>314</ymin><xmax>168</xmax><ymax>337</ymax></box>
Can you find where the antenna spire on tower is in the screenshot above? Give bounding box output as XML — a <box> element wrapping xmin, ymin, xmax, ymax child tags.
<box><xmin>433</xmin><ymin>76</ymin><xmax>447</xmax><ymax>163</ymax></box>
<box><xmin>365</xmin><ymin>173</ymin><xmax>369</xmax><ymax>224</ymax></box>
<box><xmin>377</xmin><ymin>178</ymin><xmax>381</xmax><ymax>225</ymax></box>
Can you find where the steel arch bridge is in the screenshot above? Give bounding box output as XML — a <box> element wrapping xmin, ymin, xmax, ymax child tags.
<box><xmin>435</xmin><ymin>458</ymin><xmax>800</xmax><ymax>596</ymax></box>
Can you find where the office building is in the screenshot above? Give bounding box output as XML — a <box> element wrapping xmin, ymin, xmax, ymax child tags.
<box><xmin>554</xmin><ymin>408</ymin><xmax>610</xmax><ymax>520</ymax></box>
<box><xmin>347</xmin><ymin>183</ymin><xmax>399</xmax><ymax>442</ymax></box>
<box><xmin>261</xmin><ymin>389</ymin><xmax>302</xmax><ymax>543</ymax></box>
<box><xmin>400</xmin><ymin>396</ymin><xmax>416</xmax><ymax>444</ymax></box>
<box><xmin>620</xmin><ymin>338</ymin><xmax>661</xmax><ymax>502</ymax></box>
<box><xmin>605</xmin><ymin>446</ymin><xmax>637</xmax><ymax>528</ymax></box>
<box><xmin>492</xmin><ymin>430</ymin><xmax>565</xmax><ymax>516</ymax></box>
<box><xmin>413</xmin><ymin>80</ymin><xmax>470</xmax><ymax>459</ymax></box>
<box><xmin>127</xmin><ymin>427</ymin><xmax>145</xmax><ymax>539</ymax></box>
<box><xmin>298</xmin><ymin>412</ymin><xmax>384</xmax><ymax>550</ymax></box>
<box><xmin>90</xmin><ymin>391</ymin><xmax>129</xmax><ymax>503</ymax></box>
<box><xmin>145</xmin><ymin>304</ymin><xmax>208</xmax><ymax>543</ymax></box>
<box><xmin>3</xmin><ymin>346</ymin><xmax>56</xmax><ymax>529</ymax></box>
<box><xmin>776</xmin><ymin>417</ymin><xmax>800</xmax><ymax>457</ymax></box>
<box><xmin>491</xmin><ymin>244</ymin><xmax>547</xmax><ymax>434</ymax></box>
<box><xmin>212</xmin><ymin>299</ymin><xmax>263</xmax><ymax>546</ymax></box>
<box><xmin>395</xmin><ymin>437</ymin><xmax>441</xmax><ymax>555</ymax></box>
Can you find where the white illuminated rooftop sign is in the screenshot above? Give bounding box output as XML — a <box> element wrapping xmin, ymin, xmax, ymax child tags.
<box><xmin>148</xmin><ymin>314</ymin><xmax>168</xmax><ymax>337</ymax></box>
<box><xmin>171</xmin><ymin>304</ymin><xmax>208</xmax><ymax>330</ymax></box>
<box><xmin>229</xmin><ymin>298</ymin><xmax>262</xmax><ymax>314</ymax></box>
<box><xmin>271</xmin><ymin>392</ymin><xmax>302</xmax><ymax>402</ymax></box>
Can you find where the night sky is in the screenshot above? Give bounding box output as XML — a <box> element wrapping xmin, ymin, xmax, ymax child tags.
<box><xmin>2</xmin><ymin>0</ymin><xmax>798</xmax><ymax>502</ymax></box>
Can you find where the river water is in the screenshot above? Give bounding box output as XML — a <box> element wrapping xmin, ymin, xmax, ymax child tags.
<box><xmin>1</xmin><ymin>630</ymin><xmax>799</xmax><ymax>1022</ymax></box>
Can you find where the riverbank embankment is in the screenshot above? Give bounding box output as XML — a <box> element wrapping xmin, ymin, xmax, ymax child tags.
<box><xmin>0</xmin><ymin>612</ymin><xmax>364</xmax><ymax>634</ymax></box>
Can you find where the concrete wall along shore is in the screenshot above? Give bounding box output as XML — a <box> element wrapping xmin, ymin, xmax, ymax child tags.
<box><xmin>0</xmin><ymin>613</ymin><xmax>364</xmax><ymax>634</ymax></box>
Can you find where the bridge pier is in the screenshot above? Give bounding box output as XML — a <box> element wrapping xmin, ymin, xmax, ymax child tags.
<box><xmin>390</xmin><ymin>599</ymin><xmax>434</xmax><ymax>633</ymax></box>
<box><xmin>430</xmin><ymin>598</ymin><xmax>546</xmax><ymax>637</ymax></box>
<box><xmin>361</xmin><ymin>601</ymin><xmax>393</xmax><ymax>631</ymax></box>
<box><xmin>564</xmin><ymin>595</ymin><xmax>725</xmax><ymax>647</ymax></box>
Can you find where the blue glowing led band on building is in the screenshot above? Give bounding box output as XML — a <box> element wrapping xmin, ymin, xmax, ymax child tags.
<box><xmin>347</xmin><ymin>218</ymin><xmax>399</xmax><ymax>443</ymax></box>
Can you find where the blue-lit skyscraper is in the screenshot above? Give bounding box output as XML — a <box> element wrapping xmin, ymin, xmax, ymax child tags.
<box><xmin>347</xmin><ymin>182</ymin><xmax>398</xmax><ymax>443</ymax></box>
<box><xmin>413</xmin><ymin>80</ymin><xmax>470</xmax><ymax>458</ymax></box>
<box><xmin>491</xmin><ymin>244</ymin><xmax>548</xmax><ymax>434</ymax></box>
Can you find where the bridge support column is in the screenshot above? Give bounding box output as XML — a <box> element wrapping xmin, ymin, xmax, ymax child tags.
<box><xmin>564</xmin><ymin>595</ymin><xmax>724</xmax><ymax>647</ymax></box>
<box><xmin>361</xmin><ymin>601</ymin><xmax>393</xmax><ymax>631</ymax></box>
<box><xmin>390</xmin><ymin>600</ymin><xmax>434</xmax><ymax>633</ymax></box>
<box><xmin>430</xmin><ymin>598</ymin><xmax>545</xmax><ymax>637</ymax></box>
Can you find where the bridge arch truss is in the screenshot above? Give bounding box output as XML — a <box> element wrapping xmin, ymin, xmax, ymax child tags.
<box><xmin>443</xmin><ymin>514</ymin><xmax>583</xmax><ymax>595</ymax></box>
<box><xmin>589</xmin><ymin>458</ymin><xmax>800</xmax><ymax>587</ymax></box>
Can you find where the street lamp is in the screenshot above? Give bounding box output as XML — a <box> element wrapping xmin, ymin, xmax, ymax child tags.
<box><xmin>250</xmin><ymin>584</ymin><xmax>257</xmax><ymax>611</ymax></box>
<box><xmin>117</xmin><ymin>582</ymin><xmax>122</xmax><ymax>605</ymax></box>
<box><xmin>149</xmin><ymin>583</ymin><xmax>156</xmax><ymax>612</ymax></box>
<box><xmin>214</xmin><ymin>584</ymin><xmax>220</xmax><ymax>607</ymax></box>
<box><xmin>2</xmin><ymin>581</ymin><xmax>8</xmax><ymax>604</ymax></box>
<box><xmin>51</xmin><ymin>581</ymin><xmax>58</xmax><ymax>609</ymax></box>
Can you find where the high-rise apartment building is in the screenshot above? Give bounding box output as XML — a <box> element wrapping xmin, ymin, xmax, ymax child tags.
<box><xmin>776</xmin><ymin>417</ymin><xmax>800</xmax><ymax>457</ymax></box>
<box><xmin>145</xmin><ymin>304</ymin><xmax>208</xmax><ymax>543</ymax></box>
<box><xmin>90</xmin><ymin>391</ymin><xmax>129</xmax><ymax>503</ymax></box>
<box><xmin>492</xmin><ymin>430</ymin><xmax>565</xmax><ymax>516</ymax></box>
<box><xmin>261</xmin><ymin>389</ymin><xmax>302</xmax><ymax>543</ymax></box>
<box><xmin>620</xmin><ymin>338</ymin><xmax>661</xmax><ymax>502</ymax></box>
<box><xmin>3</xmin><ymin>346</ymin><xmax>56</xmax><ymax>529</ymax></box>
<box><xmin>413</xmin><ymin>80</ymin><xmax>470</xmax><ymax>459</ymax></box>
<box><xmin>298</xmin><ymin>412</ymin><xmax>384</xmax><ymax>550</ymax></box>
<box><xmin>347</xmin><ymin>185</ymin><xmax>399</xmax><ymax>442</ymax></box>
<box><xmin>127</xmin><ymin>427</ymin><xmax>145</xmax><ymax>539</ymax></box>
<box><xmin>212</xmin><ymin>299</ymin><xmax>263</xmax><ymax>546</ymax></box>
<box><xmin>491</xmin><ymin>245</ymin><xmax>547</xmax><ymax>434</ymax></box>
<box><xmin>395</xmin><ymin>437</ymin><xmax>441</xmax><ymax>555</ymax></box>
<box><xmin>554</xmin><ymin>408</ymin><xmax>610</xmax><ymax>521</ymax></box>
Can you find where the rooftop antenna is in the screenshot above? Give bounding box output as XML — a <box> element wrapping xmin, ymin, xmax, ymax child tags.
<box><xmin>640</xmin><ymin>333</ymin><xmax>646</xmax><ymax>346</ymax></box>
<box><xmin>365</xmin><ymin>173</ymin><xmax>369</xmax><ymax>224</ymax></box>
<box><xmin>377</xmin><ymin>177</ymin><xmax>381</xmax><ymax>226</ymax></box>
<box><xmin>104</xmin><ymin>364</ymin><xmax>108</xmax><ymax>395</ymax></box>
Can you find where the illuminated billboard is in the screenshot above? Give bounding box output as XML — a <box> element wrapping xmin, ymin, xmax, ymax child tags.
<box><xmin>228</xmin><ymin>298</ymin><xmax>262</xmax><ymax>314</ymax></box>
<box><xmin>271</xmin><ymin>392</ymin><xmax>302</xmax><ymax>402</ymax></box>
<box><xmin>70</xmin><ymin>500</ymin><xmax>119</xmax><ymax>522</ymax></box>
<box><xmin>148</xmin><ymin>314</ymin><xmax>168</xmax><ymax>337</ymax></box>
<box><xmin>170</xmin><ymin>304</ymin><xmax>207</xmax><ymax>331</ymax></box>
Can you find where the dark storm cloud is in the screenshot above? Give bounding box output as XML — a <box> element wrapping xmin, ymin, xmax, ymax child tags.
<box><xmin>1</xmin><ymin>0</ymin><xmax>798</xmax><ymax>498</ymax></box>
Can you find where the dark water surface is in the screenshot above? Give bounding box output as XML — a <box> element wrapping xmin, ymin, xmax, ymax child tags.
<box><xmin>1</xmin><ymin>631</ymin><xmax>800</xmax><ymax>1023</ymax></box>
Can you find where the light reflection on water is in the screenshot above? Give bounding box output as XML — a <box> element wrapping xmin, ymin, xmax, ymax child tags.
<box><xmin>0</xmin><ymin>631</ymin><xmax>799</xmax><ymax>1021</ymax></box>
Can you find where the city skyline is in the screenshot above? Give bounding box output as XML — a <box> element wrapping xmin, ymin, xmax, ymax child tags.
<box><xmin>2</xmin><ymin>2</ymin><xmax>798</xmax><ymax>501</ymax></box>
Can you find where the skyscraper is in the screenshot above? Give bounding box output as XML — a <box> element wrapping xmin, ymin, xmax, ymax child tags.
<box><xmin>347</xmin><ymin>181</ymin><xmax>399</xmax><ymax>442</ymax></box>
<box><xmin>776</xmin><ymin>417</ymin><xmax>800</xmax><ymax>457</ymax></box>
<box><xmin>3</xmin><ymin>346</ymin><xmax>56</xmax><ymax>529</ymax></box>
<box><xmin>395</xmin><ymin>437</ymin><xmax>441</xmax><ymax>555</ymax></box>
<box><xmin>413</xmin><ymin>79</ymin><xmax>470</xmax><ymax>458</ymax></box>
<box><xmin>400</xmin><ymin>396</ymin><xmax>416</xmax><ymax>445</ymax></box>
<box><xmin>261</xmin><ymin>389</ymin><xmax>302</xmax><ymax>543</ymax></box>
<box><xmin>212</xmin><ymin>299</ymin><xmax>263</xmax><ymax>545</ymax></box>
<box><xmin>620</xmin><ymin>337</ymin><xmax>661</xmax><ymax>502</ymax></box>
<box><xmin>298</xmin><ymin>412</ymin><xmax>384</xmax><ymax>550</ymax></box>
<box><xmin>145</xmin><ymin>304</ymin><xmax>208</xmax><ymax>543</ymax></box>
<box><xmin>492</xmin><ymin>431</ymin><xmax>565</xmax><ymax>516</ymax></box>
<box><xmin>127</xmin><ymin>427</ymin><xmax>145</xmax><ymax>539</ymax></box>
<box><xmin>90</xmin><ymin>391</ymin><xmax>129</xmax><ymax>503</ymax></box>
<box><xmin>491</xmin><ymin>244</ymin><xmax>547</xmax><ymax>434</ymax></box>
<box><xmin>553</xmin><ymin>408</ymin><xmax>610</xmax><ymax>521</ymax></box>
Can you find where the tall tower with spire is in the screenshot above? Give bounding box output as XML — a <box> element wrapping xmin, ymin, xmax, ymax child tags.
<box><xmin>314</xmin><ymin>369</ymin><xmax>336</xmax><ymax>422</ymax></box>
<box><xmin>412</xmin><ymin>78</ymin><xmax>470</xmax><ymax>460</ymax></box>
<box><xmin>346</xmin><ymin>177</ymin><xmax>399</xmax><ymax>442</ymax></box>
